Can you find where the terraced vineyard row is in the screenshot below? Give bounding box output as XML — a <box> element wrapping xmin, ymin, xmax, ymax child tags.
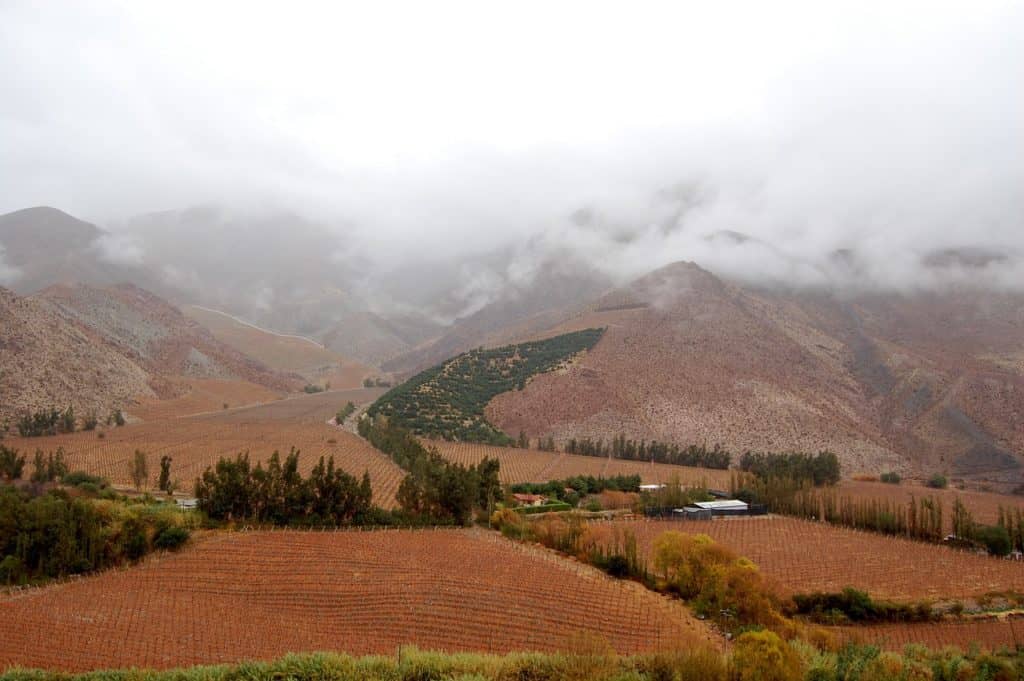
<box><xmin>427</xmin><ymin>441</ymin><xmax>733</xmax><ymax>488</ymax></box>
<box><xmin>0</xmin><ymin>529</ymin><xmax>719</xmax><ymax>672</ymax></box>
<box><xmin>3</xmin><ymin>389</ymin><xmax>403</xmax><ymax>508</ymax></box>
<box><xmin>601</xmin><ymin>517</ymin><xmax>1024</xmax><ymax>601</ymax></box>
<box><xmin>838</xmin><ymin>617</ymin><xmax>1024</xmax><ymax>652</ymax></box>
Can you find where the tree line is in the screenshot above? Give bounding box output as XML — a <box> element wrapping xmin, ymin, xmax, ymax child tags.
<box><xmin>13</xmin><ymin>406</ymin><xmax>124</xmax><ymax>437</ymax></box>
<box><xmin>562</xmin><ymin>435</ymin><xmax>731</xmax><ymax>469</ymax></box>
<box><xmin>358</xmin><ymin>416</ymin><xmax>500</xmax><ymax>525</ymax></box>
<box><xmin>194</xmin><ymin>448</ymin><xmax>374</xmax><ymax>525</ymax></box>
<box><xmin>738</xmin><ymin>451</ymin><xmax>840</xmax><ymax>486</ymax></box>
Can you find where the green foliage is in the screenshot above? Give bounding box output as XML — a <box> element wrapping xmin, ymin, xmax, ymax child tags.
<box><xmin>367</xmin><ymin>328</ymin><xmax>604</xmax><ymax>444</ymax></box>
<box><xmin>29</xmin><ymin>448</ymin><xmax>67</xmax><ymax>484</ymax></box>
<box><xmin>194</xmin><ymin>448</ymin><xmax>374</xmax><ymax>525</ymax></box>
<box><xmin>110</xmin><ymin>410</ymin><xmax>126</xmax><ymax>427</ymax></box>
<box><xmin>516</xmin><ymin>502</ymin><xmax>574</xmax><ymax>515</ymax></box>
<box><xmin>509</xmin><ymin>475</ymin><xmax>641</xmax><ymax>502</ymax></box>
<box><xmin>927</xmin><ymin>473</ymin><xmax>948</xmax><ymax>489</ymax></box>
<box><xmin>153</xmin><ymin>524</ymin><xmax>190</xmax><ymax>550</ymax></box>
<box><xmin>82</xmin><ymin>413</ymin><xmax>98</xmax><ymax>431</ymax></box>
<box><xmin>566</xmin><ymin>435</ymin><xmax>731</xmax><ymax>469</ymax></box>
<box><xmin>303</xmin><ymin>384</ymin><xmax>325</xmax><ymax>394</ymax></box>
<box><xmin>359</xmin><ymin>417</ymin><xmax>500</xmax><ymax>524</ymax></box>
<box><xmin>158</xmin><ymin>455</ymin><xmax>173</xmax><ymax>493</ymax></box>
<box><xmin>0</xmin><ymin>446</ymin><xmax>26</xmax><ymax>481</ymax></box>
<box><xmin>0</xmin><ymin>484</ymin><xmax>190</xmax><ymax>584</ymax></box>
<box><xmin>792</xmin><ymin>587</ymin><xmax>936</xmax><ymax>624</ymax></box>
<box><xmin>879</xmin><ymin>472</ymin><xmax>901</xmax><ymax>484</ymax></box>
<box><xmin>16</xmin><ymin>408</ymin><xmax>61</xmax><ymax>437</ymax></box>
<box><xmin>739</xmin><ymin>451</ymin><xmax>841</xmax><ymax>486</ymax></box>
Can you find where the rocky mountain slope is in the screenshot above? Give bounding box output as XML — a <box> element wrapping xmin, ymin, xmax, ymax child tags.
<box><xmin>36</xmin><ymin>283</ymin><xmax>302</xmax><ymax>396</ymax></box>
<box><xmin>0</xmin><ymin>286</ymin><xmax>154</xmax><ymax>425</ymax></box>
<box><xmin>486</xmin><ymin>262</ymin><xmax>1024</xmax><ymax>486</ymax></box>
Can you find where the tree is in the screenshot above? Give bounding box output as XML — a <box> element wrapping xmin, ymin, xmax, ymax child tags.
<box><xmin>927</xmin><ymin>473</ymin><xmax>948</xmax><ymax>489</ymax></box>
<box><xmin>82</xmin><ymin>413</ymin><xmax>98</xmax><ymax>431</ymax></box>
<box><xmin>158</xmin><ymin>456</ymin><xmax>173</xmax><ymax>493</ymax></box>
<box><xmin>0</xmin><ymin>446</ymin><xmax>25</xmax><ymax>481</ymax></box>
<box><xmin>60</xmin><ymin>406</ymin><xmax>75</xmax><ymax>434</ymax></box>
<box><xmin>30</xmin><ymin>449</ymin><xmax>67</xmax><ymax>484</ymax></box>
<box><xmin>130</xmin><ymin>450</ymin><xmax>148</xmax><ymax>490</ymax></box>
<box><xmin>517</xmin><ymin>431</ymin><xmax>529</xmax><ymax>449</ymax></box>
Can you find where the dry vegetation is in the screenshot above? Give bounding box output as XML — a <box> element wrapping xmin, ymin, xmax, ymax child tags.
<box><xmin>601</xmin><ymin>517</ymin><xmax>1024</xmax><ymax>601</ymax></box>
<box><xmin>2</xmin><ymin>389</ymin><xmax>403</xmax><ymax>507</ymax></box>
<box><xmin>427</xmin><ymin>440</ymin><xmax>733</xmax><ymax>488</ymax></box>
<box><xmin>0</xmin><ymin>529</ymin><xmax>718</xmax><ymax>672</ymax></box>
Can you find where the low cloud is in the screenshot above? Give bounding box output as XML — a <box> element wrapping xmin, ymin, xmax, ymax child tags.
<box><xmin>0</xmin><ymin>245</ymin><xmax>21</xmax><ymax>286</ymax></box>
<box><xmin>94</xmin><ymin>232</ymin><xmax>146</xmax><ymax>267</ymax></box>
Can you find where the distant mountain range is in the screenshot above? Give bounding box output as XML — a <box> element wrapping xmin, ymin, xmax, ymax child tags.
<box><xmin>4</xmin><ymin>205</ymin><xmax>1024</xmax><ymax>484</ymax></box>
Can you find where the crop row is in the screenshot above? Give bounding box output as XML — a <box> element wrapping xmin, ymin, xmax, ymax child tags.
<box><xmin>0</xmin><ymin>529</ymin><xmax>717</xmax><ymax>672</ymax></box>
<box><xmin>599</xmin><ymin>517</ymin><xmax>1024</xmax><ymax>601</ymax></box>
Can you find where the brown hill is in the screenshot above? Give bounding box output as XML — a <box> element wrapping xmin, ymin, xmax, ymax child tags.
<box><xmin>36</xmin><ymin>283</ymin><xmax>303</xmax><ymax>396</ymax></box>
<box><xmin>0</xmin><ymin>286</ymin><xmax>154</xmax><ymax>426</ymax></box>
<box><xmin>182</xmin><ymin>304</ymin><xmax>371</xmax><ymax>388</ymax></box>
<box><xmin>486</xmin><ymin>262</ymin><xmax>1024</xmax><ymax>486</ymax></box>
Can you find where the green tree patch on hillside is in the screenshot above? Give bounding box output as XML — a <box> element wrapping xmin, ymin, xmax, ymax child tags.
<box><xmin>366</xmin><ymin>328</ymin><xmax>604</xmax><ymax>445</ymax></box>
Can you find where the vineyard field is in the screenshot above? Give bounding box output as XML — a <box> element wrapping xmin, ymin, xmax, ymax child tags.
<box><xmin>601</xmin><ymin>517</ymin><xmax>1024</xmax><ymax>601</ymax></box>
<box><xmin>2</xmin><ymin>388</ymin><xmax>402</xmax><ymax>507</ymax></box>
<box><xmin>838</xmin><ymin>617</ymin><xmax>1024</xmax><ymax>652</ymax></box>
<box><xmin>839</xmin><ymin>480</ymin><xmax>1024</xmax><ymax>530</ymax></box>
<box><xmin>427</xmin><ymin>441</ymin><xmax>733</xmax><ymax>488</ymax></box>
<box><xmin>0</xmin><ymin>529</ymin><xmax>719</xmax><ymax>672</ymax></box>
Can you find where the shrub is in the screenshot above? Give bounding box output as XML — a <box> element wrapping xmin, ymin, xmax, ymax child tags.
<box><xmin>153</xmin><ymin>525</ymin><xmax>190</xmax><ymax>550</ymax></box>
<box><xmin>880</xmin><ymin>472</ymin><xmax>901</xmax><ymax>484</ymax></box>
<box><xmin>975</xmin><ymin>524</ymin><xmax>1012</xmax><ymax>556</ymax></box>
<box><xmin>731</xmin><ymin>630</ymin><xmax>803</xmax><ymax>681</ymax></box>
<box><xmin>927</xmin><ymin>474</ymin><xmax>948</xmax><ymax>489</ymax></box>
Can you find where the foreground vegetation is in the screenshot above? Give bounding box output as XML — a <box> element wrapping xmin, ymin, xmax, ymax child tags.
<box><xmin>1</xmin><ymin>471</ymin><xmax>192</xmax><ymax>585</ymax></box>
<box><xmin>367</xmin><ymin>328</ymin><xmax>604</xmax><ymax>444</ymax></box>
<box><xmin>5</xmin><ymin>636</ymin><xmax>1022</xmax><ymax>680</ymax></box>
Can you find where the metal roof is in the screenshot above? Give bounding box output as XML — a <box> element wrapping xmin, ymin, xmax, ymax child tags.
<box><xmin>693</xmin><ymin>499</ymin><xmax>748</xmax><ymax>510</ymax></box>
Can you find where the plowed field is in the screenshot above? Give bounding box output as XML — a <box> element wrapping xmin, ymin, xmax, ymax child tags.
<box><xmin>2</xmin><ymin>389</ymin><xmax>402</xmax><ymax>508</ymax></box>
<box><xmin>599</xmin><ymin>517</ymin><xmax>1024</xmax><ymax>600</ymax></box>
<box><xmin>0</xmin><ymin>529</ymin><xmax>720</xmax><ymax>672</ymax></box>
<box><xmin>838</xmin><ymin>617</ymin><xmax>1024</xmax><ymax>652</ymax></box>
<box><xmin>427</xmin><ymin>441</ymin><xmax>732</xmax><ymax>488</ymax></box>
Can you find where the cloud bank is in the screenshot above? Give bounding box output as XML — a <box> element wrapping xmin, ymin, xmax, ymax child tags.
<box><xmin>0</xmin><ymin>1</ymin><xmax>1021</xmax><ymax>300</ymax></box>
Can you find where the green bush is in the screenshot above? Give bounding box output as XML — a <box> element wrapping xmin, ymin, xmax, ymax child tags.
<box><xmin>517</xmin><ymin>502</ymin><xmax>573</xmax><ymax>515</ymax></box>
<box><xmin>927</xmin><ymin>473</ymin><xmax>948</xmax><ymax>489</ymax></box>
<box><xmin>880</xmin><ymin>472</ymin><xmax>901</xmax><ymax>484</ymax></box>
<box><xmin>153</xmin><ymin>525</ymin><xmax>190</xmax><ymax>550</ymax></box>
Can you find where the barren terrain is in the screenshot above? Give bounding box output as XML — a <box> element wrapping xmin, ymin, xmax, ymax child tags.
<box><xmin>487</xmin><ymin>262</ymin><xmax>1024</xmax><ymax>485</ymax></box>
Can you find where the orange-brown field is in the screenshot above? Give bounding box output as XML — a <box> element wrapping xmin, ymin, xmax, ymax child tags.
<box><xmin>599</xmin><ymin>517</ymin><xmax>1024</xmax><ymax>601</ymax></box>
<box><xmin>839</xmin><ymin>479</ymin><xmax>1024</xmax><ymax>529</ymax></box>
<box><xmin>129</xmin><ymin>377</ymin><xmax>284</xmax><ymax>421</ymax></box>
<box><xmin>2</xmin><ymin>388</ymin><xmax>403</xmax><ymax>508</ymax></box>
<box><xmin>427</xmin><ymin>441</ymin><xmax>733</xmax><ymax>487</ymax></box>
<box><xmin>0</xmin><ymin>529</ymin><xmax>718</xmax><ymax>672</ymax></box>
<box><xmin>839</xmin><ymin>617</ymin><xmax>1024</xmax><ymax>652</ymax></box>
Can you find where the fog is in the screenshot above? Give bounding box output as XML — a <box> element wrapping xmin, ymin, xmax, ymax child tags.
<box><xmin>1</xmin><ymin>1</ymin><xmax>1022</xmax><ymax>302</ymax></box>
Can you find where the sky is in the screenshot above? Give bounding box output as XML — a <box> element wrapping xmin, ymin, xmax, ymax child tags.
<box><xmin>1</xmin><ymin>0</ymin><xmax>1022</xmax><ymax>292</ymax></box>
